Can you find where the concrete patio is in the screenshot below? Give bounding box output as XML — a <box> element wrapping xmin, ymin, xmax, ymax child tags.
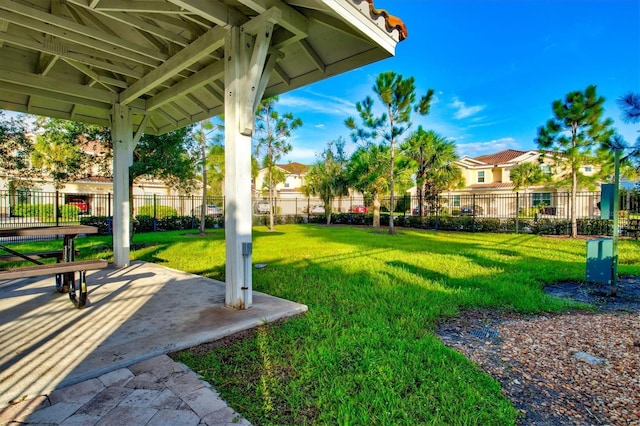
<box><xmin>0</xmin><ymin>261</ymin><xmax>308</xmax><ymax>414</ymax></box>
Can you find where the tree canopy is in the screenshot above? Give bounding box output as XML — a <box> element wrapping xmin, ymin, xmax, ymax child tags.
<box><xmin>536</xmin><ymin>85</ymin><xmax>615</xmax><ymax>237</ymax></box>
<box><xmin>401</xmin><ymin>127</ymin><xmax>462</xmax><ymax>217</ymax></box>
<box><xmin>304</xmin><ymin>138</ymin><xmax>349</xmax><ymax>225</ymax></box>
<box><xmin>253</xmin><ymin>96</ymin><xmax>302</xmax><ymax>231</ymax></box>
<box><xmin>346</xmin><ymin>72</ymin><xmax>434</xmax><ymax>234</ymax></box>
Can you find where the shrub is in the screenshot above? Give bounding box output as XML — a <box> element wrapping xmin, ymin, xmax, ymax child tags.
<box><xmin>137</xmin><ymin>205</ymin><xmax>177</xmax><ymax>218</ymax></box>
<box><xmin>12</xmin><ymin>203</ymin><xmax>54</xmax><ymax>218</ymax></box>
<box><xmin>60</xmin><ymin>204</ymin><xmax>80</xmax><ymax>219</ymax></box>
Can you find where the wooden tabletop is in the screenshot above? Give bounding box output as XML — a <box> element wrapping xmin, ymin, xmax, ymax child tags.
<box><xmin>0</xmin><ymin>225</ymin><xmax>99</xmax><ymax>238</ymax></box>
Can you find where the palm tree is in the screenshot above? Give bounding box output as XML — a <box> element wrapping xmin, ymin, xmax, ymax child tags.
<box><xmin>304</xmin><ymin>139</ymin><xmax>349</xmax><ymax>225</ymax></box>
<box><xmin>347</xmin><ymin>143</ymin><xmax>390</xmax><ymax>228</ymax></box>
<box><xmin>31</xmin><ymin>135</ymin><xmax>85</xmax><ymax>190</ymax></box>
<box><xmin>346</xmin><ymin>72</ymin><xmax>434</xmax><ymax>235</ymax></box>
<box><xmin>510</xmin><ymin>162</ymin><xmax>546</xmax><ymax>215</ymax></box>
<box><xmin>401</xmin><ymin>127</ymin><xmax>461</xmax><ymax>218</ymax></box>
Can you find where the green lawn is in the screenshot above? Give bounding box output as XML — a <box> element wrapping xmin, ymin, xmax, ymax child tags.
<box><xmin>8</xmin><ymin>226</ymin><xmax>640</xmax><ymax>424</ymax></box>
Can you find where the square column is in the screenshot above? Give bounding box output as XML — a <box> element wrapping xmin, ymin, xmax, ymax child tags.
<box><xmin>111</xmin><ymin>103</ymin><xmax>134</xmax><ymax>267</ymax></box>
<box><xmin>224</xmin><ymin>27</ymin><xmax>253</xmax><ymax>309</ymax></box>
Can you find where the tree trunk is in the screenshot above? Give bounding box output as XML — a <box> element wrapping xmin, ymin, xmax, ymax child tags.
<box><xmin>200</xmin><ymin>132</ymin><xmax>207</xmax><ymax>236</ymax></box>
<box><xmin>571</xmin><ymin>169</ymin><xmax>578</xmax><ymax>238</ymax></box>
<box><xmin>389</xmin><ymin>137</ymin><xmax>395</xmax><ymax>235</ymax></box>
<box><xmin>268</xmin><ymin>169</ymin><xmax>275</xmax><ymax>231</ymax></box>
<box><xmin>372</xmin><ymin>193</ymin><xmax>381</xmax><ymax>228</ymax></box>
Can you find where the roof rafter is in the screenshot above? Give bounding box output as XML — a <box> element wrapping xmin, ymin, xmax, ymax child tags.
<box><xmin>92</xmin><ymin>0</ymin><xmax>184</xmax><ymax>13</ymax></box>
<box><xmin>66</xmin><ymin>0</ymin><xmax>192</xmax><ymax>47</ymax></box>
<box><xmin>0</xmin><ymin>0</ymin><xmax>166</xmax><ymax>64</ymax></box>
<box><xmin>146</xmin><ymin>60</ymin><xmax>224</xmax><ymax>111</ymax></box>
<box><xmin>119</xmin><ymin>26</ymin><xmax>226</xmax><ymax>105</ymax></box>
<box><xmin>0</xmin><ymin>29</ymin><xmax>145</xmax><ymax>79</ymax></box>
<box><xmin>166</xmin><ymin>0</ymin><xmax>246</xmax><ymax>27</ymax></box>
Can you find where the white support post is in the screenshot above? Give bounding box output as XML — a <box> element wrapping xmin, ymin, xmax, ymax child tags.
<box><xmin>111</xmin><ymin>103</ymin><xmax>134</xmax><ymax>268</ymax></box>
<box><xmin>224</xmin><ymin>26</ymin><xmax>254</xmax><ymax>309</ymax></box>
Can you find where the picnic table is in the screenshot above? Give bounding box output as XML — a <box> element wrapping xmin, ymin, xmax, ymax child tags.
<box><xmin>0</xmin><ymin>225</ymin><xmax>107</xmax><ymax>308</ymax></box>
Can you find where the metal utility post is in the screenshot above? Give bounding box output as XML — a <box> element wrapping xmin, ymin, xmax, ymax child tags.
<box><xmin>611</xmin><ymin>148</ymin><xmax>621</xmax><ymax>296</ymax></box>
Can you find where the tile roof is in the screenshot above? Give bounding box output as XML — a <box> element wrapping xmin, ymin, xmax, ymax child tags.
<box><xmin>277</xmin><ymin>162</ymin><xmax>309</xmax><ymax>174</ymax></box>
<box><xmin>365</xmin><ymin>0</ymin><xmax>408</xmax><ymax>41</ymax></box>
<box><xmin>473</xmin><ymin>149</ymin><xmax>528</xmax><ymax>165</ymax></box>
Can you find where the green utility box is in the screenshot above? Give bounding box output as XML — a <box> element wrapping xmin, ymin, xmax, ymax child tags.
<box><xmin>600</xmin><ymin>184</ymin><xmax>615</xmax><ymax>220</ymax></box>
<box><xmin>586</xmin><ymin>238</ymin><xmax>613</xmax><ymax>285</ymax></box>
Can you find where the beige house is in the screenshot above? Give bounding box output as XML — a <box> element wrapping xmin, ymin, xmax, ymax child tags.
<box><xmin>253</xmin><ymin>162</ymin><xmax>309</xmax><ymax>199</ymax></box>
<box><xmin>423</xmin><ymin>149</ymin><xmax>601</xmax><ymax>218</ymax></box>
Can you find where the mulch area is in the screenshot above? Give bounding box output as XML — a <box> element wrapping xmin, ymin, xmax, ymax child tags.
<box><xmin>436</xmin><ymin>277</ymin><xmax>640</xmax><ymax>425</ymax></box>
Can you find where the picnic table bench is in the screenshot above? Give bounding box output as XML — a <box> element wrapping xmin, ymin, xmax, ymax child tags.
<box><xmin>0</xmin><ymin>225</ymin><xmax>107</xmax><ymax>308</ymax></box>
<box><xmin>621</xmin><ymin>219</ymin><xmax>640</xmax><ymax>240</ymax></box>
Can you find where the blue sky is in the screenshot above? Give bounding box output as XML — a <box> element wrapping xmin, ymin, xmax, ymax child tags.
<box><xmin>278</xmin><ymin>0</ymin><xmax>640</xmax><ymax>164</ymax></box>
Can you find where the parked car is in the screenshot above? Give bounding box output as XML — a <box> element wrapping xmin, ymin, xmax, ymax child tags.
<box><xmin>66</xmin><ymin>198</ymin><xmax>90</xmax><ymax>214</ymax></box>
<box><xmin>309</xmin><ymin>205</ymin><xmax>325</xmax><ymax>215</ymax></box>
<box><xmin>460</xmin><ymin>205</ymin><xmax>483</xmax><ymax>216</ymax></box>
<box><xmin>192</xmin><ymin>204</ymin><xmax>223</xmax><ymax>216</ymax></box>
<box><xmin>412</xmin><ymin>205</ymin><xmax>429</xmax><ymax>215</ymax></box>
<box><xmin>254</xmin><ymin>199</ymin><xmax>270</xmax><ymax>214</ymax></box>
<box><xmin>350</xmin><ymin>205</ymin><xmax>368</xmax><ymax>214</ymax></box>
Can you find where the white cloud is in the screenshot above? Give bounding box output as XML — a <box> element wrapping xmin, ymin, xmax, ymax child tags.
<box><xmin>456</xmin><ymin>137</ymin><xmax>519</xmax><ymax>157</ymax></box>
<box><xmin>314</xmin><ymin>124</ymin><xmax>325</xmax><ymax>129</ymax></box>
<box><xmin>278</xmin><ymin>90</ymin><xmax>357</xmax><ymax>117</ymax></box>
<box><xmin>449</xmin><ymin>97</ymin><xmax>486</xmax><ymax>120</ymax></box>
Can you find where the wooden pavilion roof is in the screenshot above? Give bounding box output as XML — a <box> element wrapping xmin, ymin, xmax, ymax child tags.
<box><xmin>0</xmin><ymin>0</ymin><xmax>405</xmax><ymax>135</ymax></box>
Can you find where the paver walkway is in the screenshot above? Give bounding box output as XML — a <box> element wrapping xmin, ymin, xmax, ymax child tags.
<box><xmin>0</xmin><ymin>355</ymin><xmax>250</xmax><ymax>425</ymax></box>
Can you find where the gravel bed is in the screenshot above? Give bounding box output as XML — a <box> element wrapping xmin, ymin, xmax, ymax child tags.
<box><xmin>436</xmin><ymin>277</ymin><xmax>640</xmax><ymax>426</ymax></box>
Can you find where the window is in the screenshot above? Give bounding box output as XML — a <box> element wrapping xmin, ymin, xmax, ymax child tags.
<box><xmin>541</xmin><ymin>165</ymin><xmax>552</xmax><ymax>174</ymax></box>
<box><xmin>452</xmin><ymin>195</ymin><xmax>461</xmax><ymax>207</ymax></box>
<box><xmin>584</xmin><ymin>166</ymin><xmax>592</xmax><ymax>173</ymax></box>
<box><xmin>477</xmin><ymin>171</ymin><xmax>485</xmax><ymax>183</ymax></box>
<box><xmin>533</xmin><ymin>192</ymin><xmax>551</xmax><ymax>207</ymax></box>
<box><xmin>284</xmin><ymin>182</ymin><xmax>290</xmax><ymax>188</ymax></box>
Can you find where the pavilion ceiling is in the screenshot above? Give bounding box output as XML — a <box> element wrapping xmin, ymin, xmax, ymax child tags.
<box><xmin>0</xmin><ymin>0</ymin><xmax>404</xmax><ymax>135</ymax></box>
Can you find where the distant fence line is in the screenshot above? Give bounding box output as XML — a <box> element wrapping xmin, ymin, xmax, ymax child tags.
<box><xmin>1</xmin><ymin>190</ymin><xmax>639</xmax><ymax>241</ymax></box>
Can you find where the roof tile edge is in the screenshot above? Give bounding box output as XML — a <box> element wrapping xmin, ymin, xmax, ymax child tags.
<box><xmin>364</xmin><ymin>0</ymin><xmax>408</xmax><ymax>41</ymax></box>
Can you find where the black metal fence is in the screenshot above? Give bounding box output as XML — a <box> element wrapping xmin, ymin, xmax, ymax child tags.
<box><xmin>1</xmin><ymin>190</ymin><xmax>639</xmax><ymax>239</ymax></box>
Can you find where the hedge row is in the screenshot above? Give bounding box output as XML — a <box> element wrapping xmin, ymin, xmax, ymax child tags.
<box><xmin>12</xmin><ymin>203</ymin><xmax>84</xmax><ymax>219</ymax></box>
<box><xmin>79</xmin><ymin>213</ymin><xmax>614</xmax><ymax>236</ymax></box>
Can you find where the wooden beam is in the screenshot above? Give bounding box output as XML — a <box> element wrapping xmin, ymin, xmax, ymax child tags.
<box><xmin>300</xmin><ymin>39</ymin><xmax>324</xmax><ymax>73</ymax></box>
<box><xmin>146</xmin><ymin>60</ymin><xmax>224</xmax><ymax>111</ymax></box>
<box><xmin>133</xmin><ymin>115</ymin><xmax>150</xmax><ymax>144</ymax></box>
<box><xmin>166</xmin><ymin>0</ymin><xmax>245</xmax><ymax>27</ymax></box>
<box><xmin>61</xmin><ymin>58</ymin><xmax>118</xmax><ymax>93</ymax></box>
<box><xmin>0</xmin><ymin>29</ymin><xmax>144</xmax><ymax>78</ymax></box>
<box><xmin>0</xmin><ymin>19</ymin><xmax>7</xmax><ymax>48</ymax></box>
<box><xmin>273</xmin><ymin>63</ymin><xmax>290</xmax><ymax>86</ymax></box>
<box><xmin>93</xmin><ymin>1</ymin><xmax>184</xmax><ymax>13</ymax></box>
<box><xmin>0</xmin><ymin>0</ymin><xmax>166</xmax><ymax>64</ymax></box>
<box><xmin>0</xmin><ymin>81</ymin><xmax>111</xmax><ymax>110</ymax></box>
<box><xmin>240</xmin><ymin>16</ymin><xmax>275</xmax><ymax>135</ymax></box>
<box><xmin>119</xmin><ymin>26</ymin><xmax>226</xmax><ymax>105</ymax></box>
<box><xmin>65</xmin><ymin>1</ymin><xmax>192</xmax><ymax>47</ymax></box>
<box><xmin>37</xmin><ymin>53</ymin><xmax>59</xmax><ymax>76</ymax></box>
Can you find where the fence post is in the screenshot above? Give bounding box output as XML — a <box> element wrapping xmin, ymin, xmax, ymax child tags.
<box><xmin>153</xmin><ymin>193</ymin><xmax>157</xmax><ymax>232</ymax></box>
<box><xmin>55</xmin><ymin>190</ymin><xmax>60</xmax><ymax>227</ymax></box>
<box><xmin>191</xmin><ymin>195</ymin><xmax>195</xmax><ymax>229</ymax></box>
<box><xmin>515</xmin><ymin>192</ymin><xmax>519</xmax><ymax>234</ymax></box>
<box><xmin>472</xmin><ymin>193</ymin><xmax>476</xmax><ymax>232</ymax></box>
<box><xmin>107</xmin><ymin>193</ymin><xmax>112</xmax><ymax>234</ymax></box>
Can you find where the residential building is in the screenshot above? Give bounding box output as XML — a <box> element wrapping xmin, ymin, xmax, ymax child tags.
<box><xmin>411</xmin><ymin>149</ymin><xmax>602</xmax><ymax>218</ymax></box>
